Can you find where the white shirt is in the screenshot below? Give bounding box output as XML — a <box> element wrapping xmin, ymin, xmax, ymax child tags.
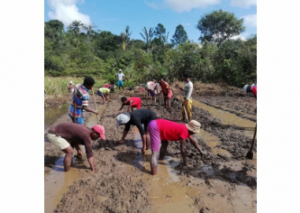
<box><xmin>183</xmin><ymin>81</ymin><xmax>193</xmax><ymax>100</ymax></box>
<box><xmin>116</xmin><ymin>73</ymin><xmax>125</xmax><ymax>81</ymax></box>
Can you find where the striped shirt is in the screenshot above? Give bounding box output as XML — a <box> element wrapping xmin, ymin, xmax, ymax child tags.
<box><xmin>68</xmin><ymin>84</ymin><xmax>89</xmax><ymax>118</ymax></box>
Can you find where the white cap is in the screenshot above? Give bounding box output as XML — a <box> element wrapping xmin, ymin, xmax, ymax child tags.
<box><xmin>243</xmin><ymin>85</ymin><xmax>248</xmax><ymax>92</ymax></box>
<box><xmin>70</xmin><ymin>81</ymin><xmax>74</xmax><ymax>84</ymax></box>
<box><xmin>119</xmin><ymin>69</ymin><xmax>122</xmax><ymax>72</ymax></box>
<box><xmin>116</xmin><ymin>113</ymin><xmax>130</xmax><ymax>127</ymax></box>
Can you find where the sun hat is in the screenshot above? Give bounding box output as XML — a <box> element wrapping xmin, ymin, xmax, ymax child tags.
<box><xmin>116</xmin><ymin>113</ymin><xmax>131</xmax><ymax>127</ymax></box>
<box><xmin>92</xmin><ymin>125</ymin><xmax>106</xmax><ymax>140</ymax></box>
<box><xmin>186</xmin><ymin>120</ymin><xmax>201</xmax><ymax>133</ymax></box>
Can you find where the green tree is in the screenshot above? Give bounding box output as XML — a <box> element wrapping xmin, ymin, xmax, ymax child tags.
<box><xmin>154</xmin><ymin>23</ymin><xmax>168</xmax><ymax>45</ymax></box>
<box><xmin>171</xmin><ymin>24</ymin><xmax>188</xmax><ymax>46</ymax></box>
<box><xmin>68</xmin><ymin>20</ymin><xmax>83</xmax><ymax>36</ymax></box>
<box><xmin>120</xmin><ymin>25</ymin><xmax>131</xmax><ymax>50</ymax></box>
<box><xmin>45</xmin><ymin>20</ymin><xmax>64</xmax><ymax>40</ymax></box>
<box><xmin>197</xmin><ymin>10</ymin><xmax>245</xmax><ymax>46</ymax></box>
<box><xmin>140</xmin><ymin>27</ymin><xmax>154</xmax><ymax>53</ymax></box>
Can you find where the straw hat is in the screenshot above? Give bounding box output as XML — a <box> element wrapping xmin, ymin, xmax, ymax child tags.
<box><xmin>186</xmin><ymin>120</ymin><xmax>201</xmax><ymax>133</ymax></box>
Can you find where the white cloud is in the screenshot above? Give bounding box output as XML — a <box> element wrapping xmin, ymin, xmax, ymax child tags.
<box><xmin>242</xmin><ymin>14</ymin><xmax>257</xmax><ymax>27</ymax></box>
<box><xmin>145</xmin><ymin>0</ymin><xmax>221</xmax><ymax>13</ymax></box>
<box><xmin>47</xmin><ymin>0</ymin><xmax>91</xmax><ymax>27</ymax></box>
<box><xmin>230</xmin><ymin>33</ymin><xmax>248</xmax><ymax>41</ymax></box>
<box><xmin>165</xmin><ymin>0</ymin><xmax>221</xmax><ymax>12</ymax></box>
<box><xmin>230</xmin><ymin>0</ymin><xmax>256</xmax><ymax>8</ymax></box>
<box><xmin>144</xmin><ymin>1</ymin><xmax>162</xmax><ymax>9</ymax></box>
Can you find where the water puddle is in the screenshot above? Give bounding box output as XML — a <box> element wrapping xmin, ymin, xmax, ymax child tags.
<box><xmin>196</xmin><ymin>129</ymin><xmax>232</xmax><ymax>158</ymax></box>
<box><xmin>44</xmin><ymin>103</ymin><xmax>106</xmax><ymax>213</ymax></box>
<box><xmin>44</xmin><ymin>103</ymin><xmax>69</xmax><ymax>130</ymax></box>
<box><xmin>86</xmin><ymin>104</ymin><xmax>106</xmax><ymax>128</ymax></box>
<box><xmin>44</xmin><ymin>156</ymin><xmax>80</xmax><ymax>213</ymax></box>
<box><xmin>132</xmin><ymin>127</ymin><xmax>200</xmax><ymax>212</ymax></box>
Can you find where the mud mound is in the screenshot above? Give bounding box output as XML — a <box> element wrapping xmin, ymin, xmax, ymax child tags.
<box><xmin>200</xmin><ymin>96</ymin><xmax>256</xmax><ymax>116</ymax></box>
<box><xmin>55</xmin><ymin>175</ymin><xmax>150</xmax><ymax>213</ymax></box>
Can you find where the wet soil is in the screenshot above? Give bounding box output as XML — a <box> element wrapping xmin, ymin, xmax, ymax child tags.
<box><xmin>45</xmin><ymin>85</ymin><xmax>257</xmax><ymax>213</ymax></box>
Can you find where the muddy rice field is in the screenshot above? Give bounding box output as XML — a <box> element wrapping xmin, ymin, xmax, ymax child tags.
<box><xmin>44</xmin><ymin>84</ymin><xmax>257</xmax><ymax>213</ymax></box>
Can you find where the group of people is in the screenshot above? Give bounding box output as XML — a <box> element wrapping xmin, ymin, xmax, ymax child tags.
<box><xmin>145</xmin><ymin>72</ymin><xmax>194</xmax><ymax>122</ymax></box>
<box><xmin>47</xmin><ymin>70</ymin><xmax>257</xmax><ymax>175</ymax></box>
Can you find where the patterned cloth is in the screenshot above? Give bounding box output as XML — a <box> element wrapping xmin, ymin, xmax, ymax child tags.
<box><xmin>68</xmin><ymin>84</ymin><xmax>89</xmax><ymax>118</ymax></box>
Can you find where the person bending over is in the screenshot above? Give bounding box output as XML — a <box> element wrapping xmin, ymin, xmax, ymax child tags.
<box><xmin>116</xmin><ymin>109</ymin><xmax>157</xmax><ymax>154</ymax></box>
<box><xmin>46</xmin><ymin>123</ymin><xmax>105</xmax><ymax>172</ymax></box>
<box><xmin>147</xmin><ymin>119</ymin><xmax>206</xmax><ymax>175</ymax></box>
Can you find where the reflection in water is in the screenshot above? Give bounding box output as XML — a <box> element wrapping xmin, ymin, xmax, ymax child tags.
<box><xmin>44</xmin><ymin>103</ymin><xmax>69</xmax><ymax>130</ymax></box>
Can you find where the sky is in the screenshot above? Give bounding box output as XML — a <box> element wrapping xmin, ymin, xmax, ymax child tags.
<box><xmin>44</xmin><ymin>0</ymin><xmax>257</xmax><ymax>42</ymax></box>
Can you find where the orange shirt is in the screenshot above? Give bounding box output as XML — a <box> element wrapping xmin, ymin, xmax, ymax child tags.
<box><xmin>160</xmin><ymin>82</ymin><xmax>171</xmax><ymax>94</ymax></box>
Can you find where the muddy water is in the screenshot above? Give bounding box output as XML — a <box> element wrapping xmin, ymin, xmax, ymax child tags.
<box><xmin>197</xmin><ymin>129</ymin><xmax>232</xmax><ymax>158</ymax></box>
<box><xmin>44</xmin><ymin>103</ymin><xmax>69</xmax><ymax>130</ymax></box>
<box><xmin>174</xmin><ymin>94</ymin><xmax>256</xmax><ymax>139</ymax></box>
<box><xmin>44</xmin><ymin>104</ymin><xmax>106</xmax><ymax>213</ymax></box>
<box><xmin>44</xmin><ymin>157</ymin><xmax>80</xmax><ymax>213</ymax></box>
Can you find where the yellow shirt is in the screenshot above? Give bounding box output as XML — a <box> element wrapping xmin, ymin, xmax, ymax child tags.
<box><xmin>99</xmin><ymin>88</ymin><xmax>110</xmax><ymax>94</ymax></box>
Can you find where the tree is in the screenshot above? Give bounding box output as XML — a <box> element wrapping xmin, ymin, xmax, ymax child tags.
<box><xmin>120</xmin><ymin>25</ymin><xmax>131</xmax><ymax>50</ymax></box>
<box><xmin>140</xmin><ymin>27</ymin><xmax>154</xmax><ymax>52</ymax></box>
<box><xmin>171</xmin><ymin>24</ymin><xmax>188</xmax><ymax>46</ymax></box>
<box><xmin>68</xmin><ymin>20</ymin><xmax>84</xmax><ymax>36</ymax></box>
<box><xmin>154</xmin><ymin>23</ymin><xmax>168</xmax><ymax>45</ymax></box>
<box><xmin>197</xmin><ymin>10</ymin><xmax>245</xmax><ymax>46</ymax></box>
<box><xmin>45</xmin><ymin>20</ymin><xmax>64</xmax><ymax>40</ymax></box>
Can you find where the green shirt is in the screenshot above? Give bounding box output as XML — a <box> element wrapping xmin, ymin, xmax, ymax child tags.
<box><xmin>99</xmin><ymin>88</ymin><xmax>110</xmax><ymax>94</ymax></box>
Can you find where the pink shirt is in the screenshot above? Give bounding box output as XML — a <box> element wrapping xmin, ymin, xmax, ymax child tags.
<box><xmin>102</xmin><ymin>84</ymin><xmax>112</xmax><ymax>89</ymax></box>
<box><xmin>127</xmin><ymin>97</ymin><xmax>141</xmax><ymax>107</ymax></box>
<box><xmin>156</xmin><ymin>119</ymin><xmax>191</xmax><ymax>141</ymax></box>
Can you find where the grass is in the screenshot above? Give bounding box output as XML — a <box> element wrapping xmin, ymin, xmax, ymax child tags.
<box><xmin>44</xmin><ymin>76</ymin><xmax>106</xmax><ymax>98</ymax></box>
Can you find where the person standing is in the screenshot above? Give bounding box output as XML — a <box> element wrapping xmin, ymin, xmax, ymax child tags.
<box><xmin>68</xmin><ymin>77</ymin><xmax>99</xmax><ymax>125</ymax></box>
<box><xmin>46</xmin><ymin>123</ymin><xmax>106</xmax><ymax>172</ymax></box>
<box><xmin>176</xmin><ymin>73</ymin><xmax>194</xmax><ymax>121</ymax></box>
<box><xmin>116</xmin><ymin>109</ymin><xmax>157</xmax><ymax>154</ymax></box>
<box><xmin>158</xmin><ymin>79</ymin><xmax>173</xmax><ymax>109</ymax></box>
<box><xmin>116</xmin><ymin>69</ymin><xmax>125</xmax><ymax>90</ymax></box>
<box><xmin>147</xmin><ymin>119</ymin><xmax>206</xmax><ymax>175</ymax></box>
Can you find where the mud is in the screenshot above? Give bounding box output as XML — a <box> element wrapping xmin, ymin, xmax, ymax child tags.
<box><xmin>45</xmin><ymin>85</ymin><xmax>257</xmax><ymax>213</ymax></box>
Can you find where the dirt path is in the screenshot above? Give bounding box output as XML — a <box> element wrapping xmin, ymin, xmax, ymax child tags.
<box><xmin>45</xmin><ymin>88</ymin><xmax>257</xmax><ymax>213</ymax></box>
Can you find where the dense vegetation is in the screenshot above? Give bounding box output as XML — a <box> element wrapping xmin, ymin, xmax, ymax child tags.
<box><xmin>45</xmin><ymin>10</ymin><xmax>256</xmax><ymax>87</ymax></box>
